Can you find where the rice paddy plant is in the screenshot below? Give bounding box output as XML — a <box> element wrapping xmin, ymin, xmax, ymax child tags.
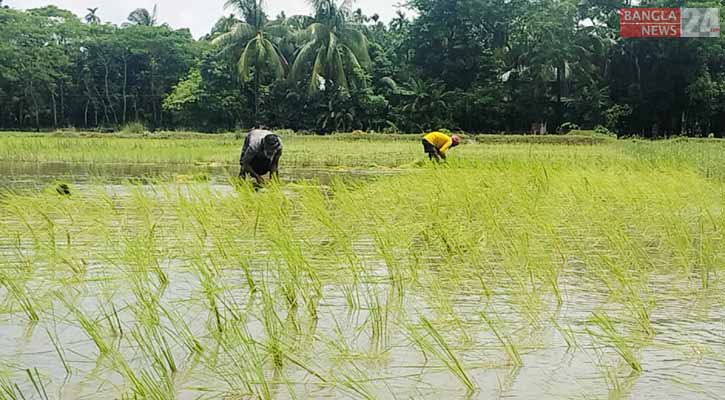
<box><xmin>45</xmin><ymin>327</ymin><xmax>71</xmax><ymax>375</ymax></box>
<box><xmin>130</xmin><ymin>323</ymin><xmax>178</xmax><ymax>375</ymax></box>
<box><xmin>550</xmin><ymin>317</ymin><xmax>578</xmax><ymax>352</ymax></box>
<box><xmin>258</xmin><ymin>281</ymin><xmax>287</xmax><ymax>370</ymax></box>
<box><xmin>373</xmin><ymin>227</ymin><xmax>406</xmax><ymax>298</ymax></box>
<box><xmin>408</xmin><ymin>316</ymin><xmax>477</xmax><ymax>393</ymax></box>
<box><xmin>480</xmin><ymin>312</ymin><xmax>523</xmax><ymax>367</ymax></box>
<box><xmin>364</xmin><ymin>290</ymin><xmax>389</xmax><ymax>353</ymax></box>
<box><xmin>190</xmin><ymin>256</ymin><xmax>224</xmax><ymax>333</ymax></box>
<box><xmin>25</xmin><ymin>368</ymin><xmax>49</xmax><ymax>400</ymax></box>
<box><xmin>0</xmin><ymin>375</ymin><xmax>24</xmax><ymax>400</ymax></box>
<box><xmin>127</xmin><ymin>271</ymin><xmax>163</xmax><ymax>329</ymax></box>
<box><xmin>0</xmin><ymin>273</ymin><xmax>39</xmax><ymax>322</ymax></box>
<box><xmin>99</xmin><ymin>302</ymin><xmax>124</xmax><ymax>338</ymax></box>
<box><xmin>57</xmin><ymin>293</ymin><xmax>112</xmax><ymax>356</ymax></box>
<box><xmin>601</xmin><ymin>364</ymin><xmax>638</xmax><ymax>400</ymax></box>
<box><xmin>262</xmin><ymin>191</ymin><xmax>323</xmax><ymax>318</ymax></box>
<box><xmin>158</xmin><ymin>305</ymin><xmax>203</xmax><ymax>354</ymax></box>
<box><xmin>215</xmin><ymin>322</ymin><xmax>272</xmax><ymax>400</ymax></box>
<box><xmin>587</xmin><ymin>312</ymin><xmax>642</xmax><ymax>374</ymax></box>
<box><xmin>298</xmin><ymin>184</ymin><xmax>365</xmax><ymax>309</ymax></box>
<box><xmin>335</xmin><ymin>362</ymin><xmax>378</xmax><ymax>400</ymax></box>
<box><xmin>2</xmin><ymin>135</ymin><xmax>725</xmax><ymax>398</ymax></box>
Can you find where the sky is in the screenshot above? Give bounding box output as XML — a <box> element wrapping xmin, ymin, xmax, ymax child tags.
<box><xmin>6</xmin><ymin>0</ymin><xmax>406</xmax><ymax>38</ymax></box>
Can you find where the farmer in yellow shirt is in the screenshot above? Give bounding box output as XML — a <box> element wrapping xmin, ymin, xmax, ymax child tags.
<box><xmin>422</xmin><ymin>131</ymin><xmax>461</xmax><ymax>162</ymax></box>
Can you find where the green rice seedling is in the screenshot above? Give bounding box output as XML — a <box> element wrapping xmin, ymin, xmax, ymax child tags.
<box><xmin>130</xmin><ymin>324</ymin><xmax>177</xmax><ymax>375</ymax></box>
<box><xmin>26</xmin><ymin>368</ymin><xmax>49</xmax><ymax>400</ymax></box>
<box><xmin>258</xmin><ymin>279</ymin><xmax>287</xmax><ymax>370</ymax></box>
<box><xmin>0</xmin><ymin>273</ymin><xmax>39</xmax><ymax>322</ymax></box>
<box><xmin>408</xmin><ymin>316</ymin><xmax>477</xmax><ymax>393</ymax></box>
<box><xmin>587</xmin><ymin>312</ymin><xmax>642</xmax><ymax>374</ymax></box>
<box><xmin>57</xmin><ymin>294</ymin><xmax>111</xmax><ymax>356</ymax></box>
<box><xmin>480</xmin><ymin>312</ymin><xmax>523</xmax><ymax>367</ymax></box>
<box><xmin>0</xmin><ymin>379</ymin><xmax>25</xmax><ymax>400</ymax></box>
<box><xmin>45</xmin><ymin>328</ymin><xmax>71</xmax><ymax>375</ymax></box>
<box><xmin>697</xmin><ymin>211</ymin><xmax>718</xmax><ymax>289</ymax></box>
<box><xmin>373</xmin><ymin>228</ymin><xmax>405</xmax><ymax>297</ymax></box>
<box><xmin>3</xmin><ymin>134</ymin><xmax>725</xmax><ymax>398</ymax></box>
<box><xmin>336</xmin><ymin>362</ymin><xmax>377</xmax><ymax>400</ymax></box>
<box><xmin>195</xmin><ymin>260</ymin><xmax>222</xmax><ymax>324</ymax></box>
<box><xmin>550</xmin><ymin>318</ymin><xmax>578</xmax><ymax>352</ymax></box>
<box><xmin>128</xmin><ymin>274</ymin><xmax>163</xmax><ymax>329</ymax></box>
<box><xmin>601</xmin><ymin>364</ymin><xmax>638</xmax><ymax>400</ymax></box>
<box><xmin>264</xmin><ymin>198</ymin><xmax>323</xmax><ymax>317</ymax></box>
<box><xmin>215</xmin><ymin>323</ymin><xmax>272</xmax><ymax>400</ymax></box>
<box><xmin>365</xmin><ymin>292</ymin><xmax>389</xmax><ymax>354</ymax></box>
<box><xmin>159</xmin><ymin>305</ymin><xmax>203</xmax><ymax>354</ymax></box>
<box><xmin>119</xmin><ymin>366</ymin><xmax>176</xmax><ymax>400</ymax></box>
<box><xmin>99</xmin><ymin>302</ymin><xmax>124</xmax><ymax>338</ymax></box>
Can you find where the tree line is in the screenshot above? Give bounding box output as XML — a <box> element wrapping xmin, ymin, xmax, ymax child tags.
<box><xmin>1</xmin><ymin>0</ymin><xmax>724</xmax><ymax>137</ymax></box>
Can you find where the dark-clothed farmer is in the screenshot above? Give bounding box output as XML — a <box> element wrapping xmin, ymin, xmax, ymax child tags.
<box><xmin>239</xmin><ymin>129</ymin><xmax>283</xmax><ymax>184</ymax></box>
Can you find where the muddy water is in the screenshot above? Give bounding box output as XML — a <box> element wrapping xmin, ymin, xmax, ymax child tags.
<box><xmin>0</xmin><ymin>161</ymin><xmax>393</xmax><ymax>190</ymax></box>
<box><xmin>1</xmin><ymin>164</ymin><xmax>724</xmax><ymax>400</ymax></box>
<box><xmin>2</xmin><ymin>256</ymin><xmax>723</xmax><ymax>399</ymax></box>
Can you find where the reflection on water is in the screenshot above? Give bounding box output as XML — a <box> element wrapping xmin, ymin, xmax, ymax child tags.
<box><xmin>0</xmin><ymin>161</ymin><xmax>394</xmax><ymax>191</ymax></box>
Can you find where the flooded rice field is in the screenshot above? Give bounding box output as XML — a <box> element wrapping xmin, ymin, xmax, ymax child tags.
<box><xmin>1</xmin><ymin>155</ymin><xmax>724</xmax><ymax>399</ymax></box>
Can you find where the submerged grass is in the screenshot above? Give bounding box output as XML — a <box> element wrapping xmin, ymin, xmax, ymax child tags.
<box><xmin>0</xmin><ymin>134</ymin><xmax>724</xmax><ymax>398</ymax></box>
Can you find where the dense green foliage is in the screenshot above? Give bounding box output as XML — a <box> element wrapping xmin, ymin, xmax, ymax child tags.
<box><xmin>1</xmin><ymin>0</ymin><xmax>725</xmax><ymax>136</ymax></box>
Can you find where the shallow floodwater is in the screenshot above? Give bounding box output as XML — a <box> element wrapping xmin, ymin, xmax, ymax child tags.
<box><xmin>0</xmin><ymin>162</ymin><xmax>724</xmax><ymax>400</ymax></box>
<box><xmin>0</xmin><ymin>161</ymin><xmax>393</xmax><ymax>190</ymax></box>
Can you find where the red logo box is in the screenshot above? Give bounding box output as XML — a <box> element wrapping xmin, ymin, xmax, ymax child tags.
<box><xmin>620</xmin><ymin>8</ymin><xmax>681</xmax><ymax>38</ymax></box>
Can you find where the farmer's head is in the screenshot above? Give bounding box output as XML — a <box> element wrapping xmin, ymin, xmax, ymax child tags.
<box><xmin>263</xmin><ymin>134</ymin><xmax>282</xmax><ymax>159</ymax></box>
<box><xmin>451</xmin><ymin>135</ymin><xmax>462</xmax><ymax>147</ymax></box>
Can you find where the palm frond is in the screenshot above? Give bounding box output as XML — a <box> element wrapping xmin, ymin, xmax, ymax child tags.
<box><xmin>290</xmin><ymin>40</ymin><xmax>319</xmax><ymax>82</ymax></box>
<box><xmin>212</xmin><ymin>22</ymin><xmax>256</xmax><ymax>49</ymax></box>
<box><xmin>340</xmin><ymin>28</ymin><xmax>370</xmax><ymax>68</ymax></box>
<box><xmin>309</xmin><ymin>46</ymin><xmax>328</xmax><ymax>94</ymax></box>
<box><xmin>261</xmin><ymin>39</ymin><xmax>286</xmax><ymax>79</ymax></box>
<box><xmin>238</xmin><ymin>38</ymin><xmax>260</xmax><ymax>81</ymax></box>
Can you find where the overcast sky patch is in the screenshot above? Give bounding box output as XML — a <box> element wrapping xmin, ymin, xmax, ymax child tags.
<box><xmin>6</xmin><ymin>0</ymin><xmax>407</xmax><ymax>38</ymax></box>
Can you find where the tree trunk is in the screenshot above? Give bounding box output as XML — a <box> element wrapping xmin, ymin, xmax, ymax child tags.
<box><xmin>122</xmin><ymin>56</ymin><xmax>128</xmax><ymax>124</ymax></box>
<box><xmin>103</xmin><ymin>60</ymin><xmax>118</xmax><ymax>125</ymax></box>
<box><xmin>95</xmin><ymin>87</ymin><xmax>110</xmax><ymax>125</ymax></box>
<box><xmin>28</xmin><ymin>83</ymin><xmax>41</xmax><ymax>133</ymax></box>
<box><xmin>150</xmin><ymin>59</ymin><xmax>157</xmax><ymax>131</ymax></box>
<box><xmin>556</xmin><ymin>63</ymin><xmax>563</xmax><ymax>130</ymax></box>
<box><xmin>254</xmin><ymin>66</ymin><xmax>260</xmax><ymax>127</ymax></box>
<box><xmin>19</xmin><ymin>100</ymin><xmax>23</xmax><ymax>130</ymax></box>
<box><xmin>59</xmin><ymin>80</ymin><xmax>66</xmax><ymax>127</ymax></box>
<box><xmin>52</xmin><ymin>92</ymin><xmax>58</xmax><ymax>128</ymax></box>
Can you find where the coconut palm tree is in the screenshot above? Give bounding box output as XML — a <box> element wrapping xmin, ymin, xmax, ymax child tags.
<box><xmin>400</xmin><ymin>79</ymin><xmax>452</xmax><ymax>118</ymax></box>
<box><xmin>390</xmin><ymin>10</ymin><xmax>408</xmax><ymax>32</ymax></box>
<box><xmin>290</xmin><ymin>0</ymin><xmax>371</xmax><ymax>94</ymax></box>
<box><xmin>213</xmin><ymin>0</ymin><xmax>289</xmax><ymax>126</ymax></box>
<box><xmin>127</xmin><ymin>5</ymin><xmax>157</xmax><ymax>26</ymax></box>
<box><xmin>85</xmin><ymin>7</ymin><xmax>100</xmax><ymax>24</ymax></box>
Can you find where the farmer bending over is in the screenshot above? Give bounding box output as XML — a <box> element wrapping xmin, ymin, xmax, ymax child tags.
<box><xmin>422</xmin><ymin>131</ymin><xmax>461</xmax><ymax>162</ymax></box>
<box><xmin>239</xmin><ymin>129</ymin><xmax>283</xmax><ymax>184</ymax></box>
